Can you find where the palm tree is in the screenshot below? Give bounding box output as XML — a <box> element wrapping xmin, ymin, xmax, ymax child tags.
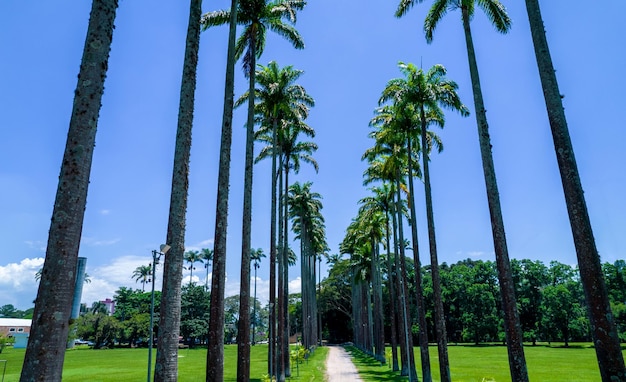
<box><xmin>381</xmin><ymin>62</ymin><xmax>469</xmax><ymax>382</ymax></box>
<box><xmin>288</xmin><ymin>181</ymin><xmax>325</xmax><ymax>351</ymax></box>
<box><xmin>200</xmin><ymin>0</ymin><xmax>239</xmax><ymax>379</ymax></box>
<box><xmin>200</xmin><ymin>248</ymin><xmax>214</xmax><ymax>291</ymax></box>
<box><xmin>132</xmin><ymin>265</ymin><xmax>152</xmax><ymax>292</ymax></box>
<box><xmin>524</xmin><ymin>1</ymin><xmax>626</xmax><ymax>379</ymax></box>
<box><xmin>370</xmin><ymin>102</ymin><xmax>433</xmax><ymax>379</ymax></box>
<box><xmin>19</xmin><ymin>2</ymin><xmax>118</xmax><ymax>380</ymax></box>
<box><xmin>277</xmin><ymin>121</ymin><xmax>318</xmax><ymax>380</ymax></box>
<box><xmin>184</xmin><ymin>250</ymin><xmax>202</xmax><ymax>286</ymax></box>
<box><xmin>155</xmin><ymin>2</ymin><xmax>202</xmax><ymax>380</ymax></box>
<box><xmin>253</xmin><ymin>61</ymin><xmax>314</xmax><ymax>379</ymax></box>
<box><xmin>202</xmin><ymin>3</ymin><xmax>305</xmax><ymax>379</ymax></box>
<box><xmin>355</xmin><ymin>196</ymin><xmax>386</xmax><ymax>363</ymax></box>
<box><xmin>360</xmin><ymin>184</ymin><xmax>400</xmax><ymax>370</ymax></box>
<box><xmin>362</xmin><ymin>135</ymin><xmax>417</xmax><ymax>380</ymax></box>
<box><xmin>395</xmin><ymin>1</ymin><xmax>528</xmax><ymax>380</ymax></box>
<box><xmin>250</xmin><ymin>248</ymin><xmax>266</xmax><ymax>345</ymax></box>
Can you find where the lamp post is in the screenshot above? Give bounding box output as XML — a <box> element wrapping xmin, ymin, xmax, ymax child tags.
<box><xmin>147</xmin><ymin>244</ymin><xmax>170</xmax><ymax>382</ymax></box>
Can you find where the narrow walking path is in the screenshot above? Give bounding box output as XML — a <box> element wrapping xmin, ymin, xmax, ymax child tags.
<box><xmin>325</xmin><ymin>345</ymin><xmax>363</xmax><ymax>381</ymax></box>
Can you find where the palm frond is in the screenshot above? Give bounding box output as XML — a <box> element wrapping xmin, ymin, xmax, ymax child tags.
<box><xmin>424</xmin><ymin>0</ymin><xmax>450</xmax><ymax>43</ymax></box>
<box><xmin>476</xmin><ymin>0</ymin><xmax>511</xmax><ymax>33</ymax></box>
<box><xmin>200</xmin><ymin>9</ymin><xmax>231</xmax><ymax>30</ymax></box>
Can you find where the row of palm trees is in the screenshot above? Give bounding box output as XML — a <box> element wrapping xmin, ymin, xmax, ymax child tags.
<box><xmin>21</xmin><ymin>0</ymin><xmax>624</xmax><ymax>382</ymax></box>
<box><xmin>340</xmin><ymin>1</ymin><xmax>625</xmax><ymax>382</ymax></box>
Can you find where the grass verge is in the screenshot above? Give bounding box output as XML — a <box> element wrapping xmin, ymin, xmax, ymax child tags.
<box><xmin>347</xmin><ymin>343</ymin><xmax>624</xmax><ymax>382</ymax></box>
<box><xmin>0</xmin><ymin>344</ymin><xmax>328</xmax><ymax>382</ymax></box>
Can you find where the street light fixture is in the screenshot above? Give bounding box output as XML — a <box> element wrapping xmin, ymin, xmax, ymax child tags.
<box><xmin>147</xmin><ymin>244</ymin><xmax>170</xmax><ymax>382</ymax></box>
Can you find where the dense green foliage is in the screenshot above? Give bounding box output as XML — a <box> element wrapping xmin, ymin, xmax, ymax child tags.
<box><xmin>319</xmin><ymin>257</ymin><xmax>626</xmax><ymax>347</ymax></box>
<box><xmin>0</xmin><ymin>305</ymin><xmax>34</xmax><ymax>319</ymax></box>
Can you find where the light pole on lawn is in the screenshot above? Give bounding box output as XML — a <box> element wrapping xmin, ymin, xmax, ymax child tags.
<box><xmin>147</xmin><ymin>244</ymin><xmax>170</xmax><ymax>382</ymax></box>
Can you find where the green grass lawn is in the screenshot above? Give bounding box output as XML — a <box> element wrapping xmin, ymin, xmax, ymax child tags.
<box><xmin>348</xmin><ymin>343</ymin><xmax>624</xmax><ymax>382</ymax></box>
<box><xmin>0</xmin><ymin>344</ymin><xmax>328</xmax><ymax>382</ymax></box>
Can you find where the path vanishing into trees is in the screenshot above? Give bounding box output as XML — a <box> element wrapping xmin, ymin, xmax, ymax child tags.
<box><xmin>325</xmin><ymin>345</ymin><xmax>363</xmax><ymax>382</ymax></box>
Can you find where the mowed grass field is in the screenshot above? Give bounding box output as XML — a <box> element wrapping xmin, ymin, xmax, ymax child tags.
<box><xmin>0</xmin><ymin>343</ymin><xmax>622</xmax><ymax>381</ymax></box>
<box><xmin>349</xmin><ymin>343</ymin><xmax>626</xmax><ymax>382</ymax></box>
<box><xmin>0</xmin><ymin>344</ymin><xmax>328</xmax><ymax>382</ymax></box>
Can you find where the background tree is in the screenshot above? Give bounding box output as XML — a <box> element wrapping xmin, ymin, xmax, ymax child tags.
<box><xmin>200</xmin><ymin>248</ymin><xmax>213</xmax><ymax>290</ymax></box>
<box><xmin>289</xmin><ymin>181</ymin><xmax>324</xmax><ymax>351</ymax></box>
<box><xmin>20</xmin><ymin>2</ymin><xmax>118</xmax><ymax>379</ymax></box>
<box><xmin>250</xmin><ymin>248</ymin><xmax>266</xmax><ymax>345</ymax></box>
<box><xmin>180</xmin><ymin>284</ymin><xmax>210</xmax><ymax>347</ymax></box>
<box><xmin>184</xmin><ymin>250</ymin><xmax>202</xmax><ymax>286</ymax></box>
<box><xmin>132</xmin><ymin>265</ymin><xmax>152</xmax><ymax>291</ymax></box>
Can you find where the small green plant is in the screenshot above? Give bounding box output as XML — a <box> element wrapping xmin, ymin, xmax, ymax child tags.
<box><xmin>0</xmin><ymin>334</ymin><xmax>14</xmax><ymax>354</ymax></box>
<box><xmin>262</xmin><ymin>374</ymin><xmax>276</xmax><ymax>382</ymax></box>
<box><xmin>290</xmin><ymin>346</ymin><xmax>310</xmax><ymax>364</ymax></box>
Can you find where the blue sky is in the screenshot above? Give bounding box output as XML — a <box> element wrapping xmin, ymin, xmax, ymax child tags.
<box><xmin>1</xmin><ymin>1</ymin><xmax>625</xmax><ymax>311</ymax></box>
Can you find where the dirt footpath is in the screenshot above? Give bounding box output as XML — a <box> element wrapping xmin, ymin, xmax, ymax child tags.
<box><xmin>325</xmin><ymin>346</ymin><xmax>363</xmax><ymax>381</ymax></box>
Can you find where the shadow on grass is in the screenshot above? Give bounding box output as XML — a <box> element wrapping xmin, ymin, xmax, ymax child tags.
<box><xmin>345</xmin><ymin>346</ymin><xmax>406</xmax><ymax>382</ymax></box>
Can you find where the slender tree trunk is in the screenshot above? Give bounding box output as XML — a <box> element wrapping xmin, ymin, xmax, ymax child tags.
<box><xmin>206</xmin><ymin>1</ymin><xmax>238</xmax><ymax>380</ymax></box>
<box><xmin>461</xmin><ymin>8</ymin><xmax>528</xmax><ymax>382</ymax></box>
<box><xmin>371</xmin><ymin>239</ymin><xmax>386</xmax><ymax>363</ymax></box>
<box><xmin>20</xmin><ymin>2</ymin><xmax>117</xmax><ymax>381</ymax></box>
<box><xmin>386</xmin><ymin>215</ymin><xmax>400</xmax><ymax>371</ymax></box>
<box><xmin>236</xmin><ymin>28</ymin><xmax>257</xmax><ymax>382</ymax></box>
<box><xmin>390</xmin><ymin>193</ymin><xmax>408</xmax><ymax>376</ymax></box>
<box><xmin>525</xmin><ymin>2</ymin><xmax>626</xmax><ymax>380</ymax></box>
<box><xmin>419</xmin><ymin>110</ymin><xmax>448</xmax><ymax>382</ymax></box>
<box><xmin>301</xmin><ymin>222</ymin><xmax>310</xmax><ymax>349</ymax></box>
<box><xmin>155</xmin><ymin>0</ymin><xmax>201</xmax><ymax>380</ymax></box>
<box><xmin>406</xmin><ymin>133</ymin><xmax>433</xmax><ymax>382</ymax></box>
<box><xmin>395</xmin><ymin>175</ymin><xmax>418</xmax><ymax>382</ymax></box>
<box><xmin>253</xmin><ymin>264</ymin><xmax>258</xmax><ymax>345</ymax></box>
<box><xmin>268</xmin><ymin>119</ymin><xmax>279</xmax><ymax>376</ymax></box>
<box><xmin>277</xmin><ymin>161</ymin><xmax>286</xmax><ymax>382</ymax></box>
<box><xmin>283</xmin><ymin>164</ymin><xmax>291</xmax><ymax>378</ymax></box>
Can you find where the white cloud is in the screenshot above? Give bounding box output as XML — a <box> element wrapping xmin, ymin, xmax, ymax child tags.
<box><xmin>289</xmin><ymin>277</ymin><xmax>301</xmax><ymax>294</ymax></box>
<box><xmin>0</xmin><ymin>255</ymin><xmax>297</xmax><ymax>312</ymax></box>
<box><xmin>0</xmin><ymin>257</ymin><xmax>44</xmax><ymax>309</ymax></box>
<box><xmin>99</xmin><ymin>209</ymin><xmax>111</xmax><ymax>215</ymax></box>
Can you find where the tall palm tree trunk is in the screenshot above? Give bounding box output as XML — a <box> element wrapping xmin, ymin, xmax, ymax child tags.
<box><xmin>300</xmin><ymin>223</ymin><xmax>310</xmax><ymax>348</ymax></box>
<box><xmin>277</xmin><ymin>160</ymin><xmax>286</xmax><ymax>381</ymax></box>
<box><xmin>406</xmin><ymin>133</ymin><xmax>433</xmax><ymax>382</ymax></box>
<box><xmin>525</xmin><ymin>2</ymin><xmax>626</xmax><ymax>380</ymax></box>
<box><xmin>237</xmin><ymin>28</ymin><xmax>257</xmax><ymax>382</ymax></box>
<box><xmin>156</xmin><ymin>0</ymin><xmax>201</xmax><ymax>380</ymax></box>
<box><xmin>371</xmin><ymin>239</ymin><xmax>386</xmax><ymax>363</ymax></box>
<box><xmin>206</xmin><ymin>1</ymin><xmax>238</xmax><ymax>380</ymax></box>
<box><xmin>20</xmin><ymin>2</ymin><xmax>118</xmax><ymax>380</ymax></box>
<box><xmin>395</xmin><ymin>175</ymin><xmax>418</xmax><ymax>382</ymax></box>
<box><xmin>419</xmin><ymin>111</ymin><xmax>448</xmax><ymax>382</ymax></box>
<box><xmin>386</xmin><ymin>215</ymin><xmax>400</xmax><ymax>371</ymax></box>
<box><xmin>268</xmin><ymin>119</ymin><xmax>279</xmax><ymax>376</ymax></box>
<box><xmin>253</xmin><ymin>263</ymin><xmax>258</xmax><ymax>345</ymax></box>
<box><xmin>390</xmin><ymin>192</ymin><xmax>409</xmax><ymax>376</ymax></box>
<box><xmin>283</xmin><ymin>162</ymin><xmax>292</xmax><ymax>378</ymax></box>
<box><xmin>461</xmin><ymin>7</ymin><xmax>528</xmax><ymax>382</ymax></box>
